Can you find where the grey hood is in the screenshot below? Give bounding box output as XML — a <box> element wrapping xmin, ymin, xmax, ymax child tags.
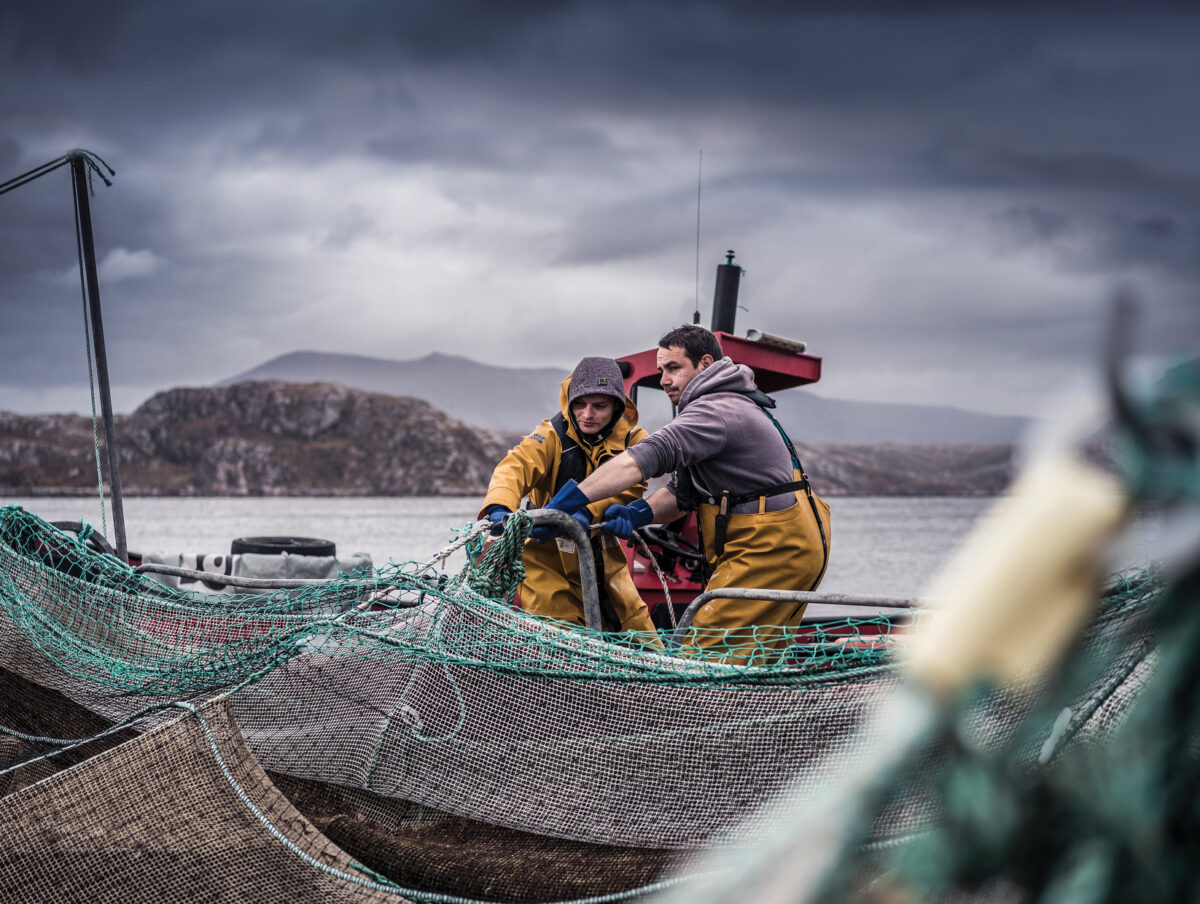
<box><xmin>676</xmin><ymin>357</ymin><xmax>757</xmax><ymax>412</ymax></box>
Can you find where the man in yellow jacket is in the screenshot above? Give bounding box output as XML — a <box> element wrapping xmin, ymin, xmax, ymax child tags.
<box><xmin>478</xmin><ymin>357</ymin><xmax>657</xmax><ymax>634</ymax></box>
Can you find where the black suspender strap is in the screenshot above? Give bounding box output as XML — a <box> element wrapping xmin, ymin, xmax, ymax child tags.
<box><xmin>698</xmin><ymin>477</ymin><xmax>810</xmax><ymax>509</ymax></box>
<box><xmin>550</xmin><ymin>413</ymin><xmax>587</xmax><ymax>493</ymax></box>
<box><xmin>757</xmin><ymin>405</ymin><xmax>829</xmax><ymax>586</ymax></box>
<box><xmin>549</xmin><ymin>411</ymin><xmax>631</xmax><ymax>627</ymax></box>
<box><xmin>759</xmin><ymin>404</ymin><xmax>804</xmax><ymax>472</ymax></box>
<box><xmin>708</xmin><ymin>480</ymin><xmax>810</xmax><ymax>558</ymax></box>
<box><xmin>551</xmin><ymin>411</ymin><xmax>632</xmax><ymax>493</ymax></box>
<box><xmin>758</xmin><ymin>406</ymin><xmax>829</xmax><ymax>587</ymax></box>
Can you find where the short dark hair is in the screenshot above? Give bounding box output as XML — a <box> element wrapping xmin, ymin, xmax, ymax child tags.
<box><xmin>658</xmin><ymin>324</ymin><xmax>723</xmax><ymax>366</ymax></box>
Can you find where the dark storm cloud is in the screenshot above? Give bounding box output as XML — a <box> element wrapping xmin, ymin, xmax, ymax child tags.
<box><xmin>1</xmin><ymin>1</ymin><xmax>1198</xmax><ymax>417</ymax></box>
<box><xmin>0</xmin><ymin>178</ymin><xmax>80</xmax><ymax>279</ymax></box>
<box><xmin>1098</xmin><ymin>213</ymin><xmax>1200</xmax><ymax>276</ymax></box>
<box><xmin>993</xmin><ymin>204</ymin><xmax>1200</xmax><ymax>280</ymax></box>
<box><xmin>0</xmin><ymin>161</ymin><xmax>180</xmax><ymax>325</ymax></box>
<box><xmin>1</xmin><ymin>4</ymin><xmax>1186</xmax><ymax>154</ymax></box>
<box><xmin>552</xmin><ymin>165</ymin><xmax>811</xmax><ymax>267</ymax></box>
<box><xmin>368</xmin><ymin>120</ymin><xmax>618</xmax><ymax>172</ymax></box>
<box><xmin>991</xmin><ymin>205</ymin><xmax>1073</xmax><ymax>245</ymax></box>
<box><xmin>934</xmin><ymin>143</ymin><xmax>1200</xmax><ymax>201</ymax></box>
<box><xmin>318</xmin><ymin>205</ymin><xmax>380</xmax><ymax>252</ymax></box>
<box><xmin>2</xmin><ymin>6</ymin><xmax>1193</xmax><ymax>178</ymax></box>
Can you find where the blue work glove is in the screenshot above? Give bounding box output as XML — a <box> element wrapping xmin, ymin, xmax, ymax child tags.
<box><xmin>484</xmin><ymin>504</ymin><xmax>511</xmax><ymax>535</ymax></box>
<box><xmin>529</xmin><ymin>480</ymin><xmax>592</xmax><ymax>543</ymax></box>
<box><xmin>602</xmin><ymin>498</ymin><xmax>654</xmax><ymax>539</ymax></box>
<box><xmin>545</xmin><ymin>479</ymin><xmax>591</xmax><ymax>515</ymax></box>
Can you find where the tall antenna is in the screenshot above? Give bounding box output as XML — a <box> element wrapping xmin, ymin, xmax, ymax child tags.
<box><xmin>693</xmin><ymin>150</ymin><xmax>702</xmax><ymax>324</ymax></box>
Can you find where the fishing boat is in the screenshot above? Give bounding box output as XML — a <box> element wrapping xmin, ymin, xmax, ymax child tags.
<box><xmin>610</xmin><ymin>251</ymin><xmax>909</xmax><ymax>639</ymax></box>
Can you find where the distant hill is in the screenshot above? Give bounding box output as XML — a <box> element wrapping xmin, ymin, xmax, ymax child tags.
<box><xmin>769</xmin><ymin>393</ymin><xmax>1030</xmax><ymax>444</ymax></box>
<box><xmin>0</xmin><ymin>381</ymin><xmax>511</xmax><ymax>497</ymax></box>
<box><xmin>800</xmin><ymin>442</ymin><xmax>1013</xmax><ymax>496</ymax></box>
<box><xmin>1</xmin><ymin>382</ymin><xmax>1015</xmax><ymax>498</ymax></box>
<box><xmin>222</xmin><ymin>351</ymin><xmax>567</xmax><ymax>435</ymax></box>
<box><xmin>222</xmin><ymin>350</ymin><xmax>1033</xmax><ymax>444</ymax></box>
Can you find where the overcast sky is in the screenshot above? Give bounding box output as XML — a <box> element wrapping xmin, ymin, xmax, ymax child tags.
<box><xmin>1</xmin><ymin>1</ymin><xmax>1197</xmax><ymax>419</ymax></box>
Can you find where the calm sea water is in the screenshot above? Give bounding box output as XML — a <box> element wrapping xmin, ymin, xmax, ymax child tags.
<box><xmin>2</xmin><ymin>495</ymin><xmax>997</xmax><ymax>599</ymax></box>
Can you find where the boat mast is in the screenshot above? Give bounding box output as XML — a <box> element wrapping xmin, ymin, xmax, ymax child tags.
<box><xmin>69</xmin><ymin>151</ymin><xmax>128</xmax><ymax>562</ymax></box>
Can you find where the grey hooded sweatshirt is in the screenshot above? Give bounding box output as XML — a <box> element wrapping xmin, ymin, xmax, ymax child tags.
<box><xmin>625</xmin><ymin>357</ymin><xmax>798</xmax><ymax>514</ymax></box>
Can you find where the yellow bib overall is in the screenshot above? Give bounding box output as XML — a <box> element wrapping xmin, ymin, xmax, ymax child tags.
<box><xmin>689</xmin><ymin>472</ymin><xmax>831</xmax><ymax>663</ymax></box>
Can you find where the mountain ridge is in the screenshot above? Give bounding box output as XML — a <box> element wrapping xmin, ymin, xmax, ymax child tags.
<box><xmin>1</xmin><ymin>381</ymin><xmax>512</xmax><ymax>497</ymax></box>
<box><xmin>222</xmin><ymin>349</ymin><xmax>1032</xmax><ymax>444</ymax></box>
<box><xmin>1</xmin><ymin>381</ymin><xmax>1014</xmax><ymax>498</ymax></box>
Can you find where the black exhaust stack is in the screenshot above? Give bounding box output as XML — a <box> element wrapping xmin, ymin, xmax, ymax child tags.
<box><xmin>710</xmin><ymin>250</ymin><xmax>741</xmax><ymax>334</ymax></box>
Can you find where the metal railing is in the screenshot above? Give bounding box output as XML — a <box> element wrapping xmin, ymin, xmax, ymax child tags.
<box><xmin>519</xmin><ymin>512</ymin><xmax>916</xmax><ymax>636</ymax></box>
<box><xmin>670</xmin><ymin>588</ymin><xmax>917</xmax><ymax>643</ymax></box>
<box><xmin>513</xmin><ymin>509</ymin><xmax>604</xmax><ymax>630</ymax></box>
<box><xmin>133</xmin><ymin>563</ymin><xmax>343</xmax><ymax>590</ymax></box>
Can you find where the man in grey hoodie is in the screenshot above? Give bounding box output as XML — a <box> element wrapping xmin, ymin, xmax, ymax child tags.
<box><xmin>539</xmin><ymin>324</ymin><xmax>830</xmax><ymax>659</ymax></box>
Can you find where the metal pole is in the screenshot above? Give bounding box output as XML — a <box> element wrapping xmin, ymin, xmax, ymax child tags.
<box><xmin>672</xmin><ymin>588</ymin><xmax>918</xmax><ymax>641</ymax></box>
<box><xmin>70</xmin><ymin>153</ymin><xmax>128</xmax><ymax>562</ymax></box>
<box><xmin>526</xmin><ymin>509</ymin><xmax>603</xmax><ymax>631</ymax></box>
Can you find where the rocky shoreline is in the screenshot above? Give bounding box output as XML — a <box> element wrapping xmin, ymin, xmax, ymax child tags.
<box><xmin>1</xmin><ymin>381</ymin><xmax>1014</xmax><ymax>498</ymax></box>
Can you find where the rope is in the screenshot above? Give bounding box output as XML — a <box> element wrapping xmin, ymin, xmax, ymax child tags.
<box><xmin>418</xmin><ymin>519</ymin><xmax>492</xmax><ymax>572</ymax></box>
<box><xmin>176</xmin><ymin>701</ymin><xmax>407</xmax><ymax>896</ymax></box>
<box><xmin>465</xmin><ymin>510</ymin><xmax>533</xmax><ymax>600</ymax></box>
<box><xmin>0</xmin><ymin>150</ymin><xmax>113</xmax><ymax>197</ymax></box>
<box><xmin>0</xmin><ymin>697</ymin><xmax>185</xmax><ymax>779</ymax></box>
<box><xmin>630</xmin><ymin>528</ymin><xmax>676</xmax><ymax>627</ymax></box>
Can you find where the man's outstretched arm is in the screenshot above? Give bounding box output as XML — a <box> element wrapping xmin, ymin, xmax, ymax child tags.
<box><xmin>640</xmin><ymin>487</ymin><xmax>686</xmax><ymax>524</ymax></box>
<box><xmin>572</xmin><ymin>453</ymin><xmax>687</xmax><ymax>537</ymax></box>
<box><xmin>574</xmin><ymin>451</ymin><xmax>644</xmax><ymax>505</ymax></box>
<box><xmin>543</xmin><ymin>451</ymin><xmax>686</xmax><ymax>536</ymax></box>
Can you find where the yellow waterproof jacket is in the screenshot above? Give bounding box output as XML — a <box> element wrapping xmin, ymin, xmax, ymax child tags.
<box><xmin>479</xmin><ymin>376</ymin><xmax>655</xmax><ymax>633</ymax></box>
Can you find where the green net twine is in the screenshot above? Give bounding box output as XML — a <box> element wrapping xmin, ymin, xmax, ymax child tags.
<box><xmin>1115</xmin><ymin>358</ymin><xmax>1200</xmax><ymax>504</ymax></box>
<box><xmin>0</xmin><ymin>505</ymin><xmax>910</xmax><ymax>693</ymax></box>
<box><xmin>465</xmin><ymin>510</ymin><xmax>532</xmax><ymax>600</ymax></box>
